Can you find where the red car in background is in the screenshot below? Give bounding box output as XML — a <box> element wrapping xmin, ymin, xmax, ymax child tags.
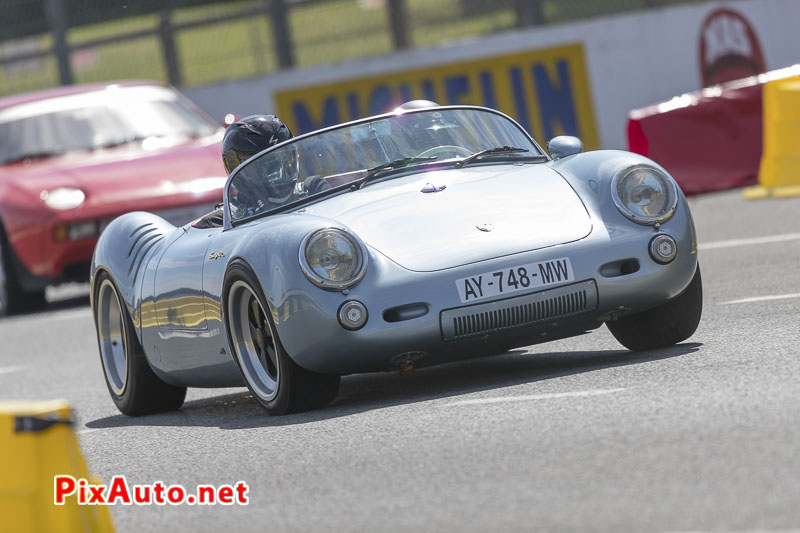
<box><xmin>0</xmin><ymin>81</ymin><xmax>227</xmax><ymax>315</ymax></box>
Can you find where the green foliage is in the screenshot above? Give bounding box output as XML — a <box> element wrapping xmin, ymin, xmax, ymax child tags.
<box><xmin>0</xmin><ymin>0</ymin><xmax>709</xmax><ymax>98</ymax></box>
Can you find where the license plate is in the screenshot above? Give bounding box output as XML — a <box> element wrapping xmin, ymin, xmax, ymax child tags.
<box><xmin>455</xmin><ymin>257</ymin><xmax>574</xmax><ymax>303</ymax></box>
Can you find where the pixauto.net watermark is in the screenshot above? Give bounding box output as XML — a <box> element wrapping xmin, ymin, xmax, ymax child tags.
<box><xmin>54</xmin><ymin>475</ymin><xmax>249</xmax><ymax>506</ymax></box>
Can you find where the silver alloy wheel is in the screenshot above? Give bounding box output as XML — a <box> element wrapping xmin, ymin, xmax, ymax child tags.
<box><xmin>228</xmin><ymin>280</ymin><xmax>280</xmax><ymax>402</ymax></box>
<box><xmin>97</xmin><ymin>278</ymin><xmax>128</xmax><ymax>395</ymax></box>
<box><xmin>0</xmin><ymin>239</ymin><xmax>7</xmax><ymax>315</ymax></box>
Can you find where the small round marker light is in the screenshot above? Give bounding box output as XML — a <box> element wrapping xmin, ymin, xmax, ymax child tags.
<box><xmin>649</xmin><ymin>234</ymin><xmax>678</xmax><ymax>264</ymax></box>
<box><xmin>338</xmin><ymin>300</ymin><xmax>368</xmax><ymax>330</ymax></box>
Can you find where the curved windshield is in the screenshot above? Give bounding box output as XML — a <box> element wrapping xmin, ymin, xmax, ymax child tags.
<box><xmin>228</xmin><ymin>107</ymin><xmax>540</xmax><ymax>222</ymax></box>
<box><xmin>0</xmin><ymin>85</ymin><xmax>218</xmax><ymax>165</ymax></box>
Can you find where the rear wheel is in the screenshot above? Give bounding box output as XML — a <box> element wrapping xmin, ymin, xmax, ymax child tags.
<box><xmin>94</xmin><ymin>272</ymin><xmax>186</xmax><ymax>415</ymax></box>
<box><xmin>607</xmin><ymin>265</ymin><xmax>703</xmax><ymax>351</ymax></box>
<box><xmin>0</xmin><ymin>237</ymin><xmax>10</xmax><ymax>316</ymax></box>
<box><xmin>224</xmin><ymin>261</ymin><xmax>339</xmax><ymax>415</ymax></box>
<box><xmin>0</xmin><ymin>230</ymin><xmax>45</xmax><ymax>317</ymax></box>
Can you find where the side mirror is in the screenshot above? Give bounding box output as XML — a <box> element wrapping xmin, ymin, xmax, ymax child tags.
<box><xmin>547</xmin><ymin>136</ymin><xmax>583</xmax><ymax>160</ymax></box>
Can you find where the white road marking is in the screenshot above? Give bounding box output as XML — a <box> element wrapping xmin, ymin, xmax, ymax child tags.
<box><xmin>700</xmin><ymin>232</ymin><xmax>800</xmax><ymax>250</ymax></box>
<box><xmin>445</xmin><ymin>388</ymin><xmax>626</xmax><ymax>406</ymax></box>
<box><xmin>0</xmin><ymin>366</ymin><xmax>24</xmax><ymax>376</ymax></box>
<box><xmin>720</xmin><ymin>293</ymin><xmax>800</xmax><ymax>305</ymax></box>
<box><xmin>47</xmin><ymin>309</ymin><xmax>93</xmax><ymax>321</ymax></box>
<box><xmin>76</xmin><ymin>428</ymin><xmax>101</xmax><ymax>436</ymax></box>
<box><xmin>0</xmin><ymin>308</ymin><xmax>91</xmax><ymax>325</ymax></box>
<box><xmin>665</xmin><ymin>530</ymin><xmax>800</xmax><ymax>533</ymax></box>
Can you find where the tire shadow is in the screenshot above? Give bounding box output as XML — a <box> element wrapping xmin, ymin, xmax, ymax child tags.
<box><xmin>85</xmin><ymin>342</ymin><xmax>702</xmax><ymax>431</ymax></box>
<box><xmin>0</xmin><ymin>289</ymin><xmax>90</xmax><ymax>321</ymax></box>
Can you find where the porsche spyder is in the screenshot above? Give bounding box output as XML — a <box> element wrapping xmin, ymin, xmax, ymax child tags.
<box><xmin>90</xmin><ymin>105</ymin><xmax>702</xmax><ymax>416</ymax></box>
<box><xmin>0</xmin><ymin>81</ymin><xmax>227</xmax><ymax>316</ymax></box>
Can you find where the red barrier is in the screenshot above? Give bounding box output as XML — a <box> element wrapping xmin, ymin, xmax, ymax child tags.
<box><xmin>627</xmin><ymin>67</ymin><xmax>800</xmax><ymax>195</ymax></box>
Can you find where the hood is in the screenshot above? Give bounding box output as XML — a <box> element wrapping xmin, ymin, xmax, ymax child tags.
<box><xmin>0</xmin><ymin>133</ymin><xmax>226</xmax><ymax>210</ymax></box>
<box><xmin>301</xmin><ymin>163</ymin><xmax>592</xmax><ymax>272</ymax></box>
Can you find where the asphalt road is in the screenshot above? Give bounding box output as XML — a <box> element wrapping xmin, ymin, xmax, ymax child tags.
<box><xmin>1</xmin><ymin>188</ymin><xmax>799</xmax><ymax>533</ymax></box>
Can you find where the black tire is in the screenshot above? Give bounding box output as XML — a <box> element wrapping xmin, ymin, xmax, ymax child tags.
<box><xmin>607</xmin><ymin>265</ymin><xmax>703</xmax><ymax>351</ymax></box>
<box><xmin>0</xmin><ymin>227</ymin><xmax>45</xmax><ymax>317</ymax></box>
<box><xmin>93</xmin><ymin>271</ymin><xmax>186</xmax><ymax>415</ymax></box>
<box><xmin>223</xmin><ymin>260</ymin><xmax>340</xmax><ymax>415</ymax></box>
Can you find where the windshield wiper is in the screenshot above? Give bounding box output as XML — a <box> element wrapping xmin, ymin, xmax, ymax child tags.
<box><xmin>457</xmin><ymin>146</ymin><xmax>545</xmax><ymax>167</ymax></box>
<box><xmin>357</xmin><ymin>156</ymin><xmax>437</xmax><ymax>189</ymax></box>
<box><xmin>3</xmin><ymin>149</ymin><xmax>65</xmax><ymax>164</ymax></box>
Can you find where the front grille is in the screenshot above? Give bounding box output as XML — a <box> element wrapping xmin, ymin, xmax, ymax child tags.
<box><xmin>440</xmin><ymin>280</ymin><xmax>597</xmax><ymax>341</ymax></box>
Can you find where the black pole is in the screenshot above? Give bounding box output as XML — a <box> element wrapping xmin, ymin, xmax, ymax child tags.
<box><xmin>159</xmin><ymin>11</ymin><xmax>183</xmax><ymax>86</ymax></box>
<box><xmin>387</xmin><ymin>0</ymin><xmax>409</xmax><ymax>50</ymax></box>
<box><xmin>268</xmin><ymin>0</ymin><xmax>294</xmax><ymax>69</ymax></box>
<box><xmin>44</xmin><ymin>0</ymin><xmax>73</xmax><ymax>85</ymax></box>
<box><xmin>515</xmin><ymin>0</ymin><xmax>544</xmax><ymax>28</ymax></box>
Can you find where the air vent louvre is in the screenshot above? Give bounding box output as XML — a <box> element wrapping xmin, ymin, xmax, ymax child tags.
<box><xmin>127</xmin><ymin>223</ymin><xmax>165</xmax><ymax>280</ymax></box>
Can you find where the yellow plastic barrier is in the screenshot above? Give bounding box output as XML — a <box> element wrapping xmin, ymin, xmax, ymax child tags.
<box><xmin>0</xmin><ymin>400</ymin><xmax>114</xmax><ymax>533</ymax></box>
<box><xmin>745</xmin><ymin>75</ymin><xmax>800</xmax><ymax>198</ymax></box>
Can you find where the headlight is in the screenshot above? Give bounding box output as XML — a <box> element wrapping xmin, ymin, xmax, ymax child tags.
<box><xmin>611</xmin><ymin>165</ymin><xmax>678</xmax><ymax>224</ymax></box>
<box><xmin>300</xmin><ymin>228</ymin><xmax>368</xmax><ymax>289</ymax></box>
<box><xmin>41</xmin><ymin>188</ymin><xmax>85</xmax><ymax>210</ymax></box>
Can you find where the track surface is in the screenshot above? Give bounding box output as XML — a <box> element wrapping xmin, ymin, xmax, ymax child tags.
<box><xmin>1</xmin><ymin>189</ymin><xmax>799</xmax><ymax>532</ymax></box>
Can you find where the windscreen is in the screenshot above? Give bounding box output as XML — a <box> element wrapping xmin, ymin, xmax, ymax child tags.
<box><xmin>0</xmin><ymin>85</ymin><xmax>218</xmax><ymax>165</ymax></box>
<box><xmin>227</xmin><ymin>107</ymin><xmax>539</xmax><ymax>222</ymax></box>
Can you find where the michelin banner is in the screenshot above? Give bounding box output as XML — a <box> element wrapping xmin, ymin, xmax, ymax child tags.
<box><xmin>275</xmin><ymin>43</ymin><xmax>600</xmax><ymax>149</ymax></box>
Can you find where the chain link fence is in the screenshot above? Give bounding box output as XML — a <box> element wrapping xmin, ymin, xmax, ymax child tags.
<box><xmin>0</xmin><ymin>0</ymin><xmax>713</xmax><ymax>98</ymax></box>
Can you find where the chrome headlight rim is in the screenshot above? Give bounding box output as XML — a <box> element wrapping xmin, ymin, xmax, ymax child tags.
<box><xmin>611</xmin><ymin>164</ymin><xmax>679</xmax><ymax>225</ymax></box>
<box><xmin>299</xmin><ymin>227</ymin><xmax>368</xmax><ymax>290</ymax></box>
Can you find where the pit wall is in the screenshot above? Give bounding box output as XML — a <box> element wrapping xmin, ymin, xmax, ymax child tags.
<box><xmin>184</xmin><ymin>0</ymin><xmax>800</xmax><ymax>151</ymax></box>
<box><xmin>627</xmin><ymin>66</ymin><xmax>800</xmax><ymax>195</ymax></box>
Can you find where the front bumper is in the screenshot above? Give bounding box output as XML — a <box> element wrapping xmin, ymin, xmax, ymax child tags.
<box><xmin>274</xmin><ymin>217</ymin><xmax>698</xmax><ymax>375</ymax></box>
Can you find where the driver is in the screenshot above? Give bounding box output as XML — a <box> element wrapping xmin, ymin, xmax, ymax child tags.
<box><xmin>222</xmin><ymin>115</ymin><xmax>329</xmax><ymax>216</ymax></box>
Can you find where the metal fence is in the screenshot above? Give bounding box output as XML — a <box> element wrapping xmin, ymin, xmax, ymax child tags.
<box><xmin>0</xmin><ymin>0</ymin><xmax>713</xmax><ymax>98</ymax></box>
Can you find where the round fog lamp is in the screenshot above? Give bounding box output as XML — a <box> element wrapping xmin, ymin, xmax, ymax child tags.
<box><xmin>338</xmin><ymin>300</ymin><xmax>368</xmax><ymax>330</ymax></box>
<box><xmin>649</xmin><ymin>234</ymin><xmax>677</xmax><ymax>264</ymax></box>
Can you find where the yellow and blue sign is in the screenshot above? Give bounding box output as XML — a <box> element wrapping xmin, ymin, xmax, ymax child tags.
<box><xmin>275</xmin><ymin>43</ymin><xmax>600</xmax><ymax>149</ymax></box>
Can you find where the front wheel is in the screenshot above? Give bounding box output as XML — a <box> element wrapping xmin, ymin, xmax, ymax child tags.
<box><xmin>223</xmin><ymin>261</ymin><xmax>340</xmax><ymax>415</ymax></box>
<box><xmin>93</xmin><ymin>272</ymin><xmax>186</xmax><ymax>415</ymax></box>
<box><xmin>0</xmin><ymin>232</ymin><xmax>45</xmax><ymax>317</ymax></box>
<box><xmin>607</xmin><ymin>265</ymin><xmax>703</xmax><ymax>351</ymax></box>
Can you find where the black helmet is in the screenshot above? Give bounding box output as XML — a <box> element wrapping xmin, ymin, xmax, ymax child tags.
<box><xmin>222</xmin><ymin>114</ymin><xmax>293</xmax><ymax>175</ymax></box>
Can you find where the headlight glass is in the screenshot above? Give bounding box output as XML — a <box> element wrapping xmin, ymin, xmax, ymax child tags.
<box><xmin>612</xmin><ymin>165</ymin><xmax>677</xmax><ymax>224</ymax></box>
<box><xmin>301</xmin><ymin>228</ymin><xmax>367</xmax><ymax>289</ymax></box>
<box><xmin>42</xmin><ymin>187</ymin><xmax>85</xmax><ymax>210</ymax></box>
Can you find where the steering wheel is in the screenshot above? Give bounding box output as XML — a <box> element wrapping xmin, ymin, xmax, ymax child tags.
<box><xmin>416</xmin><ymin>145</ymin><xmax>473</xmax><ymax>159</ymax></box>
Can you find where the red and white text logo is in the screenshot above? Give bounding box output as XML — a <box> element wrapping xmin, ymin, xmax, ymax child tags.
<box><xmin>699</xmin><ymin>8</ymin><xmax>765</xmax><ymax>87</ymax></box>
<box><xmin>54</xmin><ymin>475</ymin><xmax>249</xmax><ymax>506</ymax></box>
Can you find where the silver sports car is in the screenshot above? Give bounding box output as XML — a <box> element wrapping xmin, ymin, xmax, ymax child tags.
<box><xmin>91</xmin><ymin>105</ymin><xmax>702</xmax><ymax>416</ymax></box>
